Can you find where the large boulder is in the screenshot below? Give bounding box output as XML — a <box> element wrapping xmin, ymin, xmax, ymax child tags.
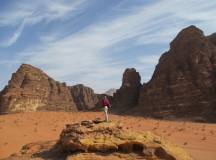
<box><xmin>0</xmin><ymin>64</ymin><xmax>77</xmax><ymax>113</ymax></box>
<box><xmin>59</xmin><ymin>120</ymin><xmax>193</xmax><ymax>160</ymax></box>
<box><xmin>113</xmin><ymin>68</ymin><xmax>141</xmax><ymax>111</ymax></box>
<box><xmin>2</xmin><ymin>120</ymin><xmax>193</xmax><ymax>160</ymax></box>
<box><xmin>138</xmin><ymin>25</ymin><xmax>216</xmax><ymax>122</ymax></box>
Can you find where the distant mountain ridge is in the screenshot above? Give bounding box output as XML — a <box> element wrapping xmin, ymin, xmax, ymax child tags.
<box><xmin>104</xmin><ymin>88</ymin><xmax>116</xmax><ymax>96</ymax></box>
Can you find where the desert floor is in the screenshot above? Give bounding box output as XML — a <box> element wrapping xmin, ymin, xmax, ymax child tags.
<box><xmin>0</xmin><ymin>111</ymin><xmax>216</xmax><ymax>160</ymax></box>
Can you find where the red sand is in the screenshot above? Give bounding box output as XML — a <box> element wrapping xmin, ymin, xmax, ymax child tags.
<box><xmin>0</xmin><ymin>112</ymin><xmax>216</xmax><ymax>160</ymax></box>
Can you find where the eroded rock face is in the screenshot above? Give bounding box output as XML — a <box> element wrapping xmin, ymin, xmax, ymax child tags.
<box><xmin>3</xmin><ymin>120</ymin><xmax>193</xmax><ymax>160</ymax></box>
<box><xmin>0</xmin><ymin>64</ymin><xmax>105</xmax><ymax>113</ymax></box>
<box><xmin>2</xmin><ymin>140</ymin><xmax>61</xmax><ymax>160</ymax></box>
<box><xmin>0</xmin><ymin>64</ymin><xmax>77</xmax><ymax>113</ymax></box>
<box><xmin>113</xmin><ymin>68</ymin><xmax>141</xmax><ymax>110</ymax></box>
<box><xmin>69</xmin><ymin>84</ymin><xmax>99</xmax><ymax>110</ymax></box>
<box><xmin>59</xmin><ymin>120</ymin><xmax>193</xmax><ymax>160</ymax></box>
<box><xmin>138</xmin><ymin>26</ymin><xmax>216</xmax><ymax>122</ymax></box>
<box><xmin>208</xmin><ymin>33</ymin><xmax>216</xmax><ymax>46</ymax></box>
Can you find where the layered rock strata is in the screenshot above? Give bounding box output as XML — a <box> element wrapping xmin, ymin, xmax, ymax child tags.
<box><xmin>138</xmin><ymin>26</ymin><xmax>216</xmax><ymax>122</ymax></box>
<box><xmin>0</xmin><ymin>64</ymin><xmax>77</xmax><ymax>113</ymax></box>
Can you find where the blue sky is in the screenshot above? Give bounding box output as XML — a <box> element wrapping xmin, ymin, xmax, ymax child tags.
<box><xmin>0</xmin><ymin>0</ymin><xmax>216</xmax><ymax>93</ymax></box>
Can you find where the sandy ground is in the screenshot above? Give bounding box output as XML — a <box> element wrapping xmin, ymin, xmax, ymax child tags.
<box><xmin>0</xmin><ymin>112</ymin><xmax>216</xmax><ymax>160</ymax></box>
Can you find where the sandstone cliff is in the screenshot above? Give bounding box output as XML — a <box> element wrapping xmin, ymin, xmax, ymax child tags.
<box><xmin>113</xmin><ymin>68</ymin><xmax>142</xmax><ymax>111</ymax></box>
<box><xmin>0</xmin><ymin>64</ymin><xmax>78</xmax><ymax>113</ymax></box>
<box><xmin>69</xmin><ymin>84</ymin><xmax>99</xmax><ymax>110</ymax></box>
<box><xmin>137</xmin><ymin>26</ymin><xmax>216</xmax><ymax>122</ymax></box>
<box><xmin>208</xmin><ymin>33</ymin><xmax>216</xmax><ymax>46</ymax></box>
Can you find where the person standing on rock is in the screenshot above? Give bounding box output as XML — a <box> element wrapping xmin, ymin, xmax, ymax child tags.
<box><xmin>102</xmin><ymin>96</ymin><xmax>111</xmax><ymax>122</ymax></box>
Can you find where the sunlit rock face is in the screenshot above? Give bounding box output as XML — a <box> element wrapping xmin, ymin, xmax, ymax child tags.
<box><xmin>0</xmin><ymin>64</ymin><xmax>77</xmax><ymax>113</ymax></box>
<box><xmin>59</xmin><ymin>119</ymin><xmax>193</xmax><ymax>160</ymax></box>
<box><xmin>2</xmin><ymin>119</ymin><xmax>193</xmax><ymax>160</ymax></box>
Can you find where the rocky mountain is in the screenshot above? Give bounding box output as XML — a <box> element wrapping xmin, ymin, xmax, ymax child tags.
<box><xmin>0</xmin><ymin>64</ymin><xmax>104</xmax><ymax>114</ymax></box>
<box><xmin>113</xmin><ymin>68</ymin><xmax>142</xmax><ymax>111</ymax></box>
<box><xmin>104</xmin><ymin>88</ymin><xmax>116</xmax><ymax>96</ymax></box>
<box><xmin>208</xmin><ymin>33</ymin><xmax>216</xmax><ymax>46</ymax></box>
<box><xmin>0</xmin><ymin>64</ymin><xmax>78</xmax><ymax>113</ymax></box>
<box><xmin>136</xmin><ymin>26</ymin><xmax>216</xmax><ymax>122</ymax></box>
<box><xmin>1</xmin><ymin>25</ymin><xmax>216</xmax><ymax>122</ymax></box>
<box><xmin>69</xmin><ymin>84</ymin><xmax>99</xmax><ymax>110</ymax></box>
<box><xmin>0</xmin><ymin>64</ymin><xmax>104</xmax><ymax>113</ymax></box>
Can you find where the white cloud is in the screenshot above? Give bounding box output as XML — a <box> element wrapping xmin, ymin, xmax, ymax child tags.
<box><xmin>0</xmin><ymin>9</ymin><xmax>31</xmax><ymax>26</ymax></box>
<box><xmin>19</xmin><ymin>34</ymin><xmax>126</xmax><ymax>92</ymax></box>
<box><xmin>0</xmin><ymin>60</ymin><xmax>21</xmax><ymax>67</ymax></box>
<box><xmin>0</xmin><ymin>0</ymin><xmax>87</xmax><ymax>47</ymax></box>
<box><xmin>138</xmin><ymin>55</ymin><xmax>160</xmax><ymax>65</ymax></box>
<box><xmin>6</xmin><ymin>0</ymin><xmax>216</xmax><ymax>92</ymax></box>
<box><xmin>0</xmin><ymin>20</ymin><xmax>26</xmax><ymax>47</ymax></box>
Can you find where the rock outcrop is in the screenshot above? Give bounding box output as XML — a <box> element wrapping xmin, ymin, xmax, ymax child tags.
<box><xmin>208</xmin><ymin>33</ymin><xmax>216</xmax><ymax>46</ymax></box>
<box><xmin>59</xmin><ymin>120</ymin><xmax>193</xmax><ymax>160</ymax></box>
<box><xmin>138</xmin><ymin>25</ymin><xmax>216</xmax><ymax>122</ymax></box>
<box><xmin>113</xmin><ymin>68</ymin><xmax>141</xmax><ymax>111</ymax></box>
<box><xmin>69</xmin><ymin>84</ymin><xmax>99</xmax><ymax>110</ymax></box>
<box><xmin>0</xmin><ymin>64</ymin><xmax>77</xmax><ymax>113</ymax></box>
<box><xmin>4</xmin><ymin>120</ymin><xmax>193</xmax><ymax>160</ymax></box>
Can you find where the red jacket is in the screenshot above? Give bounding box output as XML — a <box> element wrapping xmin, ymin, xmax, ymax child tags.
<box><xmin>102</xmin><ymin>98</ymin><xmax>110</xmax><ymax>107</ymax></box>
